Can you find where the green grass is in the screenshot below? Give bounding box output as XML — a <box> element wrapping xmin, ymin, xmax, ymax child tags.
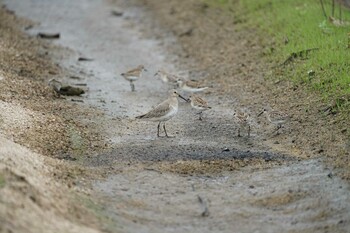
<box><xmin>207</xmin><ymin>0</ymin><xmax>350</xmax><ymax>112</ymax></box>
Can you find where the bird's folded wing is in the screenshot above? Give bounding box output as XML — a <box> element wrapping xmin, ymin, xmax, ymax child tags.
<box><xmin>186</xmin><ymin>80</ymin><xmax>202</xmax><ymax>88</ymax></box>
<box><xmin>124</xmin><ymin>67</ymin><xmax>141</xmax><ymax>76</ymax></box>
<box><xmin>270</xmin><ymin>111</ymin><xmax>289</xmax><ymax>120</ymax></box>
<box><xmin>194</xmin><ymin>96</ymin><xmax>209</xmax><ymax>108</ymax></box>
<box><xmin>137</xmin><ymin>100</ymin><xmax>172</xmax><ymax>119</ymax></box>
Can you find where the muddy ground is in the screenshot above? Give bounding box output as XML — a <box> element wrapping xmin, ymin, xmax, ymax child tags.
<box><xmin>0</xmin><ymin>0</ymin><xmax>349</xmax><ymax>232</ymax></box>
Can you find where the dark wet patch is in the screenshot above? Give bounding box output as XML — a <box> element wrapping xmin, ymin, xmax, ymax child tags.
<box><xmin>83</xmin><ymin>142</ymin><xmax>295</xmax><ymax>167</ymax></box>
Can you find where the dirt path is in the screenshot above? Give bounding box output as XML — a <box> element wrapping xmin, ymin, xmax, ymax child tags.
<box><xmin>2</xmin><ymin>0</ymin><xmax>350</xmax><ymax>232</ymax></box>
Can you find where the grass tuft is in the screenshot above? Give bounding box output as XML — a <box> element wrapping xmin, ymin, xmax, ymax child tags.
<box><xmin>206</xmin><ymin>0</ymin><xmax>350</xmax><ymax>113</ymax></box>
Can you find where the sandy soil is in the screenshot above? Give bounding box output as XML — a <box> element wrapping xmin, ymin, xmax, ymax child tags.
<box><xmin>0</xmin><ymin>0</ymin><xmax>349</xmax><ymax>232</ymax></box>
<box><xmin>139</xmin><ymin>0</ymin><xmax>350</xmax><ymax>178</ymax></box>
<box><xmin>0</xmin><ymin>4</ymin><xmax>106</xmax><ymax>233</ymax></box>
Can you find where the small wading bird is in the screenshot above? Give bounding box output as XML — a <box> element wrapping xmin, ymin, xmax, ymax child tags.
<box><xmin>188</xmin><ymin>94</ymin><xmax>211</xmax><ymax>120</ymax></box>
<box><xmin>258</xmin><ymin>108</ymin><xmax>290</xmax><ymax>132</ymax></box>
<box><xmin>48</xmin><ymin>79</ymin><xmax>85</xmax><ymax>96</ymax></box>
<box><xmin>154</xmin><ymin>69</ymin><xmax>178</xmax><ymax>84</ymax></box>
<box><xmin>121</xmin><ymin>65</ymin><xmax>147</xmax><ymax>92</ymax></box>
<box><xmin>136</xmin><ymin>89</ymin><xmax>188</xmax><ymax>138</ymax></box>
<box><xmin>176</xmin><ymin>79</ymin><xmax>208</xmax><ymax>93</ymax></box>
<box><xmin>233</xmin><ymin>110</ymin><xmax>251</xmax><ymax>137</ymax></box>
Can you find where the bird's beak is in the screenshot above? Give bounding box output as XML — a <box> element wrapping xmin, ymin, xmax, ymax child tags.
<box><xmin>178</xmin><ymin>94</ymin><xmax>189</xmax><ymax>102</ymax></box>
<box><xmin>144</xmin><ymin>68</ymin><xmax>147</xmax><ymax>72</ymax></box>
<box><xmin>257</xmin><ymin>111</ymin><xmax>264</xmax><ymax>117</ymax></box>
<box><xmin>154</xmin><ymin>72</ymin><xmax>158</xmax><ymax>76</ymax></box>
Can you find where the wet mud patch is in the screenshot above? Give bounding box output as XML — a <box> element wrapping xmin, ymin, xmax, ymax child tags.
<box><xmin>82</xmin><ymin>141</ymin><xmax>297</xmax><ymax>177</ymax></box>
<box><xmin>84</xmin><ymin>142</ymin><xmax>293</xmax><ymax>165</ymax></box>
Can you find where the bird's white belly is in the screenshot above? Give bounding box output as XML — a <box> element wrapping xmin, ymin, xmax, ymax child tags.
<box><xmin>191</xmin><ymin>102</ymin><xmax>206</xmax><ymax>110</ymax></box>
<box><xmin>182</xmin><ymin>85</ymin><xmax>207</xmax><ymax>92</ymax></box>
<box><xmin>157</xmin><ymin>106</ymin><xmax>178</xmax><ymax>122</ymax></box>
<box><xmin>125</xmin><ymin>75</ymin><xmax>139</xmax><ymax>81</ymax></box>
<box><xmin>271</xmin><ymin>119</ymin><xmax>286</xmax><ymax>125</ymax></box>
<box><xmin>159</xmin><ymin>74</ymin><xmax>169</xmax><ymax>83</ymax></box>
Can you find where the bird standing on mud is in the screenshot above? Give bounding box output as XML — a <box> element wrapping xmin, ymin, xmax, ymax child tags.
<box><xmin>188</xmin><ymin>94</ymin><xmax>211</xmax><ymax>120</ymax></box>
<box><xmin>176</xmin><ymin>79</ymin><xmax>208</xmax><ymax>93</ymax></box>
<box><xmin>121</xmin><ymin>65</ymin><xmax>147</xmax><ymax>92</ymax></box>
<box><xmin>233</xmin><ymin>110</ymin><xmax>251</xmax><ymax>137</ymax></box>
<box><xmin>154</xmin><ymin>69</ymin><xmax>178</xmax><ymax>84</ymax></box>
<box><xmin>136</xmin><ymin>89</ymin><xmax>188</xmax><ymax>138</ymax></box>
<box><xmin>258</xmin><ymin>108</ymin><xmax>289</xmax><ymax>132</ymax></box>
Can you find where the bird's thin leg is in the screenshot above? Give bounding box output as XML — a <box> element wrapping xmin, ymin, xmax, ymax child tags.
<box><xmin>248</xmin><ymin>125</ymin><xmax>251</xmax><ymax>137</ymax></box>
<box><xmin>163</xmin><ymin>123</ymin><xmax>174</xmax><ymax>138</ymax></box>
<box><xmin>195</xmin><ymin>111</ymin><xmax>203</xmax><ymax>120</ymax></box>
<box><xmin>163</xmin><ymin>123</ymin><xmax>168</xmax><ymax>137</ymax></box>
<box><xmin>199</xmin><ymin>111</ymin><xmax>203</xmax><ymax>121</ymax></box>
<box><xmin>130</xmin><ymin>81</ymin><xmax>135</xmax><ymax>92</ymax></box>
<box><xmin>273</xmin><ymin>125</ymin><xmax>281</xmax><ymax>135</ymax></box>
<box><xmin>157</xmin><ymin>122</ymin><xmax>167</xmax><ymax>137</ymax></box>
<box><xmin>238</xmin><ymin>127</ymin><xmax>241</xmax><ymax>137</ymax></box>
<box><xmin>157</xmin><ymin>122</ymin><xmax>161</xmax><ymax>137</ymax></box>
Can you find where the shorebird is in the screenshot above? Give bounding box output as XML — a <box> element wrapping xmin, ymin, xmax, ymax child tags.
<box><xmin>233</xmin><ymin>110</ymin><xmax>251</xmax><ymax>137</ymax></box>
<box><xmin>48</xmin><ymin>79</ymin><xmax>62</xmax><ymax>92</ymax></box>
<box><xmin>48</xmin><ymin>79</ymin><xmax>85</xmax><ymax>96</ymax></box>
<box><xmin>189</xmin><ymin>94</ymin><xmax>211</xmax><ymax>120</ymax></box>
<box><xmin>154</xmin><ymin>69</ymin><xmax>178</xmax><ymax>84</ymax></box>
<box><xmin>176</xmin><ymin>79</ymin><xmax>208</xmax><ymax>93</ymax></box>
<box><xmin>121</xmin><ymin>65</ymin><xmax>147</xmax><ymax>92</ymax></box>
<box><xmin>136</xmin><ymin>89</ymin><xmax>188</xmax><ymax>138</ymax></box>
<box><xmin>258</xmin><ymin>108</ymin><xmax>289</xmax><ymax>131</ymax></box>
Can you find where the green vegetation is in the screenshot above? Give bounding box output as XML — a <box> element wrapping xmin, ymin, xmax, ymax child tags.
<box><xmin>208</xmin><ymin>0</ymin><xmax>350</xmax><ymax>112</ymax></box>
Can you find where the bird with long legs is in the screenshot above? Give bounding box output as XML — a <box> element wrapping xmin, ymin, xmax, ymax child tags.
<box><xmin>188</xmin><ymin>94</ymin><xmax>211</xmax><ymax>120</ymax></box>
<box><xmin>121</xmin><ymin>65</ymin><xmax>146</xmax><ymax>91</ymax></box>
<box><xmin>136</xmin><ymin>90</ymin><xmax>188</xmax><ymax>137</ymax></box>
<box><xmin>233</xmin><ymin>110</ymin><xmax>251</xmax><ymax>137</ymax></box>
<box><xmin>176</xmin><ymin>78</ymin><xmax>208</xmax><ymax>93</ymax></box>
<box><xmin>258</xmin><ymin>107</ymin><xmax>289</xmax><ymax>133</ymax></box>
<box><xmin>154</xmin><ymin>69</ymin><xmax>178</xmax><ymax>84</ymax></box>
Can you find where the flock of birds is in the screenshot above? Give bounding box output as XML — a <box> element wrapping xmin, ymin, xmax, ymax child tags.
<box><xmin>48</xmin><ymin>64</ymin><xmax>290</xmax><ymax>138</ymax></box>
<box><xmin>120</xmin><ymin>65</ymin><xmax>290</xmax><ymax>138</ymax></box>
<box><xmin>121</xmin><ymin>65</ymin><xmax>211</xmax><ymax>137</ymax></box>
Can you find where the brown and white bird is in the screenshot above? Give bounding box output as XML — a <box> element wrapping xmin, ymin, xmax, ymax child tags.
<box><xmin>176</xmin><ymin>79</ymin><xmax>208</xmax><ymax>93</ymax></box>
<box><xmin>258</xmin><ymin>108</ymin><xmax>289</xmax><ymax>131</ymax></box>
<box><xmin>121</xmin><ymin>65</ymin><xmax>147</xmax><ymax>92</ymax></box>
<box><xmin>233</xmin><ymin>110</ymin><xmax>251</xmax><ymax>137</ymax></box>
<box><xmin>189</xmin><ymin>94</ymin><xmax>211</xmax><ymax>120</ymax></box>
<box><xmin>154</xmin><ymin>69</ymin><xmax>178</xmax><ymax>84</ymax></box>
<box><xmin>136</xmin><ymin>89</ymin><xmax>188</xmax><ymax>138</ymax></box>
